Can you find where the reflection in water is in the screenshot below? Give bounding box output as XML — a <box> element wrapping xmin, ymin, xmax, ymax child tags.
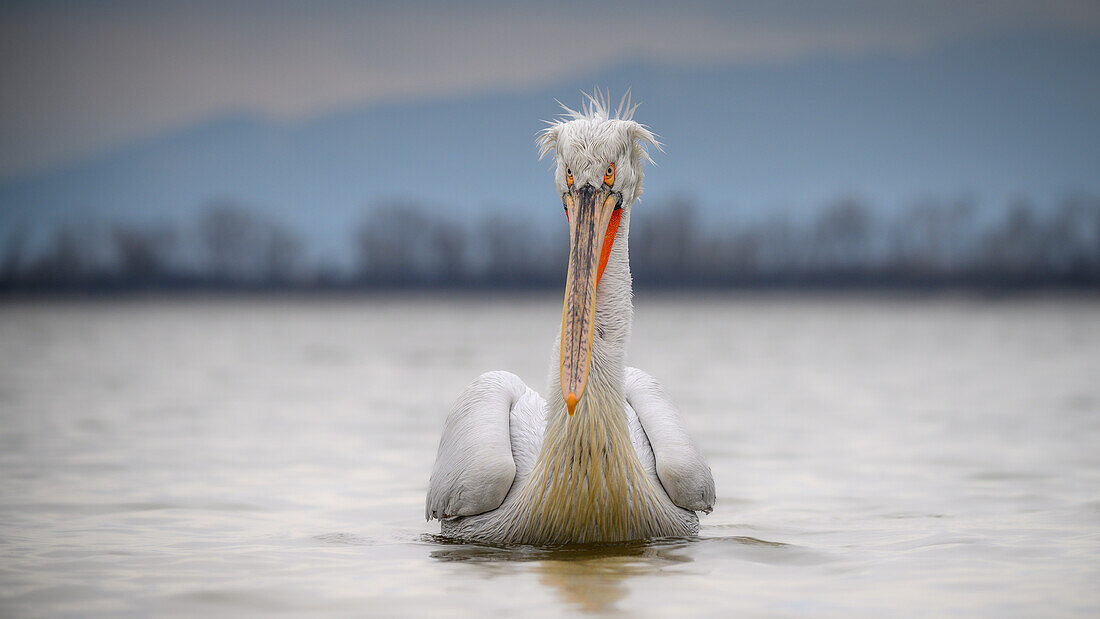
<box><xmin>534</xmin><ymin>551</ymin><xmax>683</xmax><ymax>614</ymax></box>
<box><xmin>427</xmin><ymin>536</ymin><xmax>694</xmax><ymax>613</ymax></box>
<box><xmin>426</xmin><ymin>535</ymin><xmax>800</xmax><ymax>613</ymax></box>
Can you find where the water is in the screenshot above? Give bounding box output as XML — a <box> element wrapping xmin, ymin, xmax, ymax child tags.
<box><xmin>1</xmin><ymin>293</ymin><xmax>1098</xmax><ymax>617</ymax></box>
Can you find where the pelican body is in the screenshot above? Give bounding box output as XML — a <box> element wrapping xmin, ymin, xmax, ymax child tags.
<box><xmin>427</xmin><ymin>94</ymin><xmax>714</xmax><ymax>545</ymax></box>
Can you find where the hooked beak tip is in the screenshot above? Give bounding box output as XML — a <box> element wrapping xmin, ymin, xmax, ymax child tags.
<box><xmin>565</xmin><ymin>392</ymin><xmax>578</xmax><ymax>416</ymax></box>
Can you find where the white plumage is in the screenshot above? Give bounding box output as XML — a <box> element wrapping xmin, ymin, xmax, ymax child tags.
<box><xmin>427</xmin><ymin>92</ymin><xmax>714</xmax><ymax>545</ymax></box>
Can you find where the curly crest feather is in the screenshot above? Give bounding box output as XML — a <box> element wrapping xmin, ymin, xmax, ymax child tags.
<box><xmin>536</xmin><ymin>89</ymin><xmax>662</xmax><ymax>207</ymax></box>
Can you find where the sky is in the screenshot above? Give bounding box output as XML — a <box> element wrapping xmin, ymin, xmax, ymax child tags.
<box><xmin>2</xmin><ymin>0</ymin><xmax>1099</xmax><ymax>181</ymax></box>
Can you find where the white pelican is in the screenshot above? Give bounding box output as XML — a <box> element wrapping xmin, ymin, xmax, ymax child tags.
<box><xmin>427</xmin><ymin>93</ymin><xmax>714</xmax><ymax>545</ymax></box>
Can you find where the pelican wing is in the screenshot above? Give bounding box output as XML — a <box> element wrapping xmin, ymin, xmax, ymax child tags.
<box><xmin>426</xmin><ymin>371</ymin><xmax>531</xmax><ymax>520</ymax></box>
<box><xmin>625</xmin><ymin>367</ymin><xmax>716</xmax><ymax>513</ymax></box>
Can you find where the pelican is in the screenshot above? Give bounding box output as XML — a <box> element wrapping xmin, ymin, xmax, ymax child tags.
<box><xmin>426</xmin><ymin>92</ymin><xmax>714</xmax><ymax>545</ymax></box>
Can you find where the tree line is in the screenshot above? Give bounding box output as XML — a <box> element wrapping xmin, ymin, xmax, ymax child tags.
<box><xmin>2</xmin><ymin>194</ymin><xmax>1098</xmax><ymax>293</ymax></box>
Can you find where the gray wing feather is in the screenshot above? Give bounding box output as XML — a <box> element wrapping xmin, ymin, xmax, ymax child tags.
<box><xmin>426</xmin><ymin>371</ymin><xmax>529</xmax><ymax>520</ymax></box>
<box><xmin>625</xmin><ymin>367</ymin><xmax>716</xmax><ymax>513</ymax></box>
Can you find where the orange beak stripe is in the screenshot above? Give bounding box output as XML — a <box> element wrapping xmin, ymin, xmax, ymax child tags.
<box><xmin>596</xmin><ymin>208</ymin><xmax>621</xmax><ymax>287</ymax></box>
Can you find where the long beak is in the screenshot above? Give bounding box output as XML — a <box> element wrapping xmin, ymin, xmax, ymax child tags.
<box><xmin>560</xmin><ymin>184</ymin><xmax>622</xmax><ymax>416</ymax></box>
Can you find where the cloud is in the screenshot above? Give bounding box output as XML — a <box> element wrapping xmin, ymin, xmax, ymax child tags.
<box><xmin>1</xmin><ymin>0</ymin><xmax>1097</xmax><ymax>179</ymax></box>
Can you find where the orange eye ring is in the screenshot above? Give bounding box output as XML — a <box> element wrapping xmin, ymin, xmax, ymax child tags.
<box><xmin>604</xmin><ymin>163</ymin><xmax>615</xmax><ymax>186</ymax></box>
<box><xmin>565</xmin><ymin>166</ymin><xmax>574</xmax><ymax>187</ymax></box>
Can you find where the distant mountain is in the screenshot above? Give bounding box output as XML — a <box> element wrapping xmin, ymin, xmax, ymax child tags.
<box><xmin>2</xmin><ymin>32</ymin><xmax>1097</xmax><ymax>263</ymax></box>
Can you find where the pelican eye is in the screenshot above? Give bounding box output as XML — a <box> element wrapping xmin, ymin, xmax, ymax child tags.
<box><xmin>565</xmin><ymin>166</ymin><xmax>574</xmax><ymax>187</ymax></box>
<box><xmin>604</xmin><ymin>163</ymin><xmax>615</xmax><ymax>186</ymax></box>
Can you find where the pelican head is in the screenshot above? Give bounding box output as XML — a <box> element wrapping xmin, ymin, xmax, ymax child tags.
<box><xmin>536</xmin><ymin>92</ymin><xmax>661</xmax><ymax>416</ymax></box>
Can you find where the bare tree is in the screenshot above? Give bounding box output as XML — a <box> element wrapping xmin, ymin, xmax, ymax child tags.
<box><xmin>27</xmin><ymin>225</ymin><xmax>108</xmax><ymax>285</ymax></box>
<box><xmin>980</xmin><ymin>198</ymin><xmax>1042</xmax><ymax>276</ymax></box>
<box><xmin>481</xmin><ymin>215</ymin><xmax>549</xmax><ymax>285</ymax></box>
<box><xmin>112</xmin><ymin>225</ymin><xmax>177</xmax><ymax>282</ymax></box>
<box><xmin>264</xmin><ymin>226</ymin><xmax>302</xmax><ymax>284</ymax></box>
<box><xmin>198</xmin><ymin>202</ymin><xmax>302</xmax><ymax>285</ymax></box>
<box><xmin>814</xmin><ymin>198</ymin><xmax>871</xmax><ymax>272</ymax></box>
<box><xmin>632</xmin><ymin>196</ymin><xmax>697</xmax><ymax>284</ymax></box>
<box><xmin>199</xmin><ymin>202</ymin><xmax>257</xmax><ymax>282</ymax></box>
<box><xmin>355</xmin><ymin>203</ymin><xmax>425</xmax><ymax>284</ymax></box>
<box><xmin>755</xmin><ymin>215</ymin><xmax>803</xmax><ymax>275</ymax></box>
<box><xmin>1044</xmin><ymin>195</ymin><xmax>1100</xmax><ymax>275</ymax></box>
<box><xmin>432</xmin><ymin>220</ymin><xmax>467</xmax><ymax>284</ymax></box>
<box><xmin>0</xmin><ymin>222</ymin><xmax>29</xmax><ymax>285</ymax></box>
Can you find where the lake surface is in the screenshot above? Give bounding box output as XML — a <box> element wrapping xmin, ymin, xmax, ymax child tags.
<box><xmin>1</xmin><ymin>293</ymin><xmax>1098</xmax><ymax>617</ymax></box>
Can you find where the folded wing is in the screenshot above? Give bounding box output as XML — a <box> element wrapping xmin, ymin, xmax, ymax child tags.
<box><xmin>426</xmin><ymin>371</ymin><xmax>530</xmax><ymax>520</ymax></box>
<box><xmin>625</xmin><ymin>367</ymin><xmax>716</xmax><ymax>513</ymax></box>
